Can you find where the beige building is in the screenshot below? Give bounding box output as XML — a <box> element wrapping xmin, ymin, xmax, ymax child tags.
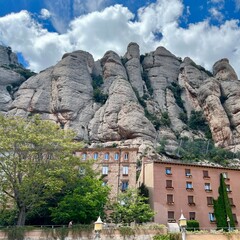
<box><xmin>138</xmin><ymin>160</ymin><xmax>240</xmax><ymax>229</ymax></box>
<box><xmin>76</xmin><ymin>148</ymin><xmax>138</xmax><ymax>199</ymax></box>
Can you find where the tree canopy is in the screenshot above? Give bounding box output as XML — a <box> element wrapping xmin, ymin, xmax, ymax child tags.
<box><xmin>0</xmin><ymin>115</ymin><xmax>83</xmax><ymax>226</ymax></box>
<box><xmin>109</xmin><ymin>188</ymin><xmax>154</xmax><ymax>224</ymax></box>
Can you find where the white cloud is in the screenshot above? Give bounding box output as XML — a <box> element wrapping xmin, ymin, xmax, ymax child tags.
<box><xmin>209</xmin><ymin>7</ymin><xmax>224</xmax><ymax>21</ymax></box>
<box><xmin>0</xmin><ymin>0</ymin><xmax>239</xmax><ymax>79</ymax></box>
<box><xmin>40</xmin><ymin>8</ymin><xmax>51</xmax><ymax>19</ymax></box>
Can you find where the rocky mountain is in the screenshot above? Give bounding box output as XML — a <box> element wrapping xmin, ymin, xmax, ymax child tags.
<box><xmin>0</xmin><ymin>43</ymin><xmax>239</xmax><ymax>157</ymax></box>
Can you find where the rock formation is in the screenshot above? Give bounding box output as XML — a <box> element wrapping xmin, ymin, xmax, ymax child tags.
<box><xmin>1</xmin><ymin>42</ymin><xmax>240</xmax><ymax>155</ymax></box>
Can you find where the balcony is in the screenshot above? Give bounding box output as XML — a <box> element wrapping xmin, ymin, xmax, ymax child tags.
<box><xmin>186</xmin><ymin>187</ymin><xmax>194</xmax><ymax>192</ymax></box>
<box><xmin>188</xmin><ymin>202</ymin><xmax>196</xmax><ymax>206</ymax></box>
<box><xmin>166</xmin><ymin>186</ymin><xmax>174</xmax><ymax>190</ymax></box>
<box><xmin>167</xmin><ymin>202</ymin><xmax>174</xmax><ymax>205</ymax></box>
<box><xmin>205</xmin><ymin>189</ymin><xmax>212</xmax><ymax>193</ymax></box>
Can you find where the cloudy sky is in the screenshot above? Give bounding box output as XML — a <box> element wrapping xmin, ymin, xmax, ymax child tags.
<box><xmin>0</xmin><ymin>0</ymin><xmax>239</xmax><ymax>77</ymax></box>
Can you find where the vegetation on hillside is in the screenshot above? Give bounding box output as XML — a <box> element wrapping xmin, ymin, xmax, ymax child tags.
<box><xmin>91</xmin><ymin>74</ymin><xmax>108</xmax><ymax>104</ymax></box>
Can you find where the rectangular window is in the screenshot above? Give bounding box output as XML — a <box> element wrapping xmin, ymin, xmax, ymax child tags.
<box><xmin>102</xmin><ymin>181</ymin><xmax>108</xmax><ymax>186</ymax></box>
<box><xmin>104</xmin><ymin>153</ymin><xmax>109</xmax><ymax>160</ymax></box>
<box><xmin>122</xmin><ymin>166</ymin><xmax>129</xmax><ymax>175</ymax></box>
<box><xmin>205</xmin><ymin>183</ymin><xmax>212</xmax><ymax>191</ymax></box>
<box><xmin>168</xmin><ymin>211</ymin><xmax>175</xmax><ymax>221</ymax></box>
<box><xmin>226</xmin><ymin>184</ymin><xmax>231</xmax><ymax>192</ymax></box>
<box><xmin>189</xmin><ymin>212</ymin><xmax>196</xmax><ymax>220</ymax></box>
<box><xmin>167</xmin><ymin>194</ymin><xmax>174</xmax><ymax>204</ymax></box>
<box><xmin>124</xmin><ymin>153</ymin><xmax>129</xmax><ymax>160</ymax></box>
<box><xmin>232</xmin><ymin>214</ymin><xmax>238</xmax><ymax>223</ymax></box>
<box><xmin>229</xmin><ymin>198</ymin><xmax>235</xmax><ymax>207</ymax></box>
<box><xmin>185</xmin><ymin>169</ymin><xmax>191</xmax><ymax>177</ymax></box>
<box><xmin>207</xmin><ymin>197</ymin><xmax>213</xmax><ymax>206</ymax></box>
<box><xmin>82</xmin><ymin>153</ymin><xmax>87</xmax><ymax>160</ymax></box>
<box><xmin>166</xmin><ymin>180</ymin><xmax>173</xmax><ymax>189</ymax></box>
<box><xmin>121</xmin><ymin>181</ymin><xmax>129</xmax><ymax>191</ymax></box>
<box><xmin>222</xmin><ymin>172</ymin><xmax>228</xmax><ymax>179</ymax></box>
<box><xmin>94</xmin><ymin>152</ymin><xmax>98</xmax><ymax>160</ymax></box>
<box><xmin>188</xmin><ymin>196</ymin><xmax>194</xmax><ymax>205</ymax></box>
<box><xmin>102</xmin><ymin>165</ymin><xmax>109</xmax><ymax>175</ymax></box>
<box><xmin>165</xmin><ymin>167</ymin><xmax>172</xmax><ymax>175</ymax></box>
<box><xmin>114</xmin><ymin>153</ymin><xmax>119</xmax><ymax>160</ymax></box>
<box><xmin>209</xmin><ymin>213</ymin><xmax>215</xmax><ymax>222</ymax></box>
<box><xmin>186</xmin><ymin>182</ymin><xmax>193</xmax><ymax>189</ymax></box>
<box><xmin>203</xmin><ymin>170</ymin><xmax>210</xmax><ymax>178</ymax></box>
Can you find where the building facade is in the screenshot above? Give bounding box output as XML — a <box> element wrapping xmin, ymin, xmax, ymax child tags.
<box><xmin>138</xmin><ymin>160</ymin><xmax>240</xmax><ymax>229</ymax></box>
<box><xmin>76</xmin><ymin>148</ymin><xmax>138</xmax><ymax>199</ymax></box>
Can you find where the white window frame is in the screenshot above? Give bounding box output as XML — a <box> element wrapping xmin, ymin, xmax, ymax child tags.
<box><xmin>186</xmin><ymin>182</ymin><xmax>193</xmax><ymax>189</ymax></box>
<box><xmin>102</xmin><ymin>165</ymin><xmax>109</xmax><ymax>175</ymax></box>
<box><xmin>122</xmin><ymin>166</ymin><xmax>129</xmax><ymax>175</ymax></box>
<box><xmin>205</xmin><ymin>183</ymin><xmax>211</xmax><ymax>190</ymax></box>
<box><xmin>124</xmin><ymin>153</ymin><xmax>129</xmax><ymax>160</ymax></box>
<box><xmin>209</xmin><ymin>213</ymin><xmax>215</xmax><ymax>222</ymax></box>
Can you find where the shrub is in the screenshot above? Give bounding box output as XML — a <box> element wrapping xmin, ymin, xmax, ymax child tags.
<box><xmin>168</xmin><ymin>82</ymin><xmax>185</xmax><ymax>110</ymax></box>
<box><xmin>187</xmin><ymin>220</ymin><xmax>200</xmax><ymax>231</ymax></box>
<box><xmin>144</xmin><ymin>109</ymin><xmax>161</xmax><ymax>130</ymax></box>
<box><xmin>91</xmin><ymin>74</ymin><xmax>108</xmax><ymax>104</ymax></box>
<box><xmin>161</xmin><ymin>112</ymin><xmax>171</xmax><ymax>127</ymax></box>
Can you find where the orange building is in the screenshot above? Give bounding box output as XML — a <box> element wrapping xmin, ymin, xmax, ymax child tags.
<box><xmin>76</xmin><ymin>148</ymin><xmax>138</xmax><ymax>199</ymax></box>
<box><xmin>138</xmin><ymin>160</ymin><xmax>240</xmax><ymax>229</ymax></box>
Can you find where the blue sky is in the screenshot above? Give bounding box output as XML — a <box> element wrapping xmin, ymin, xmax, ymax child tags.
<box><xmin>0</xmin><ymin>0</ymin><xmax>239</xmax><ymax>77</ymax></box>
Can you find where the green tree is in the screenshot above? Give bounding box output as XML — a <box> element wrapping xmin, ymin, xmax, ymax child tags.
<box><xmin>50</xmin><ymin>175</ymin><xmax>110</xmax><ymax>224</ymax></box>
<box><xmin>0</xmin><ymin>115</ymin><xmax>83</xmax><ymax>226</ymax></box>
<box><xmin>109</xmin><ymin>189</ymin><xmax>154</xmax><ymax>225</ymax></box>
<box><xmin>213</xmin><ymin>173</ymin><xmax>235</xmax><ymax>230</ymax></box>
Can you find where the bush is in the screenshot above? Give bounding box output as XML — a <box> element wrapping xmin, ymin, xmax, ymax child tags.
<box><xmin>168</xmin><ymin>82</ymin><xmax>185</xmax><ymax>110</ymax></box>
<box><xmin>153</xmin><ymin>233</ymin><xmax>181</xmax><ymax>240</ymax></box>
<box><xmin>187</xmin><ymin>220</ymin><xmax>200</xmax><ymax>231</ymax></box>
<box><xmin>91</xmin><ymin>74</ymin><xmax>108</xmax><ymax>104</ymax></box>
<box><xmin>161</xmin><ymin>112</ymin><xmax>171</xmax><ymax>127</ymax></box>
<box><xmin>144</xmin><ymin>109</ymin><xmax>161</xmax><ymax>130</ymax></box>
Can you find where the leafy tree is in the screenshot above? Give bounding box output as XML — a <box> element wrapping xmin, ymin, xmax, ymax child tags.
<box><xmin>213</xmin><ymin>173</ymin><xmax>235</xmax><ymax>230</ymax></box>
<box><xmin>109</xmin><ymin>189</ymin><xmax>154</xmax><ymax>224</ymax></box>
<box><xmin>0</xmin><ymin>115</ymin><xmax>83</xmax><ymax>226</ymax></box>
<box><xmin>50</xmin><ymin>175</ymin><xmax>110</xmax><ymax>224</ymax></box>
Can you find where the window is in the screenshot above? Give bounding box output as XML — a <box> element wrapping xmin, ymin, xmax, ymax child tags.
<box><xmin>203</xmin><ymin>170</ymin><xmax>210</xmax><ymax>178</ymax></box>
<box><xmin>168</xmin><ymin>211</ymin><xmax>175</xmax><ymax>222</ymax></box>
<box><xmin>166</xmin><ymin>180</ymin><xmax>173</xmax><ymax>189</ymax></box>
<box><xmin>122</xmin><ymin>166</ymin><xmax>129</xmax><ymax>175</ymax></box>
<box><xmin>165</xmin><ymin>167</ymin><xmax>172</xmax><ymax>175</ymax></box>
<box><xmin>102</xmin><ymin>181</ymin><xmax>108</xmax><ymax>186</ymax></box>
<box><xmin>102</xmin><ymin>165</ymin><xmax>109</xmax><ymax>175</ymax></box>
<box><xmin>186</xmin><ymin>182</ymin><xmax>193</xmax><ymax>190</ymax></box>
<box><xmin>188</xmin><ymin>196</ymin><xmax>195</xmax><ymax>205</ymax></box>
<box><xmin>207</xmin><ymin>197</ymin><xmax>213</xmax><ymax>206</ymax></box>
<box><xmin>189</xmin><ymin>212</ymin><xmax>196</xmax><ymax>220</ymax></box>
<box><xmin>232</xmin><ymin>214</ymin><xmax>238</xmax><ymax>223</ymax></box>
<box><xmin>226</xmin><ymin>184</ymin><xmax>231</xmax><ymax>192</ymax></box>
<box><xmin>114</xmin><ymin>153</ymin><xmax>119</xmax><ymax>160</ymax></box>
<box><xmin>94</xmin><ymin>152</ymin><xmax>98</xmax><ymax>160</ymax></box>
<box><xmin>229</xmin><ymin>198</ymin><xmax>235</xmax><ymax>207</ymax></box>
<box><xmin>185</xmin><ymin>169</ymin><xmax>191</xmax><ymax>177</ymax></box>
<box><xmin>222</xmin><ymin>172</ymin><xmax>228</xmax><ymax>179</ymax></box>
<box><xmin>124</xmin><ymin>153</ymin><xmax>129</xmax><ymax>160</ymax></box>
<box><xmin>167</xmin><ymin>194</ymin><xmax>174</xmax><ymax>204</ymax></box>
<box><xmin>104</xmin><ymin>153</ymin><xmax>109</xmax><ymax>160</ymax></box>
<box><xmin>121</xmin><ymin>181</ymin><xmax>129</xmax><ymax>191</ymax></box>
<box><xmin>205</xmin><ymin>183</ymin><xmax>212</xmax><ymax>191</ymax></box>
<box><xmin>82</xmin><ymin>153</ymin><xmax>87</xmax><ymax>160</ymax></box>
<box><xmin>209</xmin><ymin>213</ymin><xmax>215</xmax><ymax>222</ymax></box>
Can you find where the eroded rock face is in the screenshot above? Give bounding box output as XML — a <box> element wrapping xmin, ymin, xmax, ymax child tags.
<box><xmin>0</xmin><ymin>46</ymin><xmax>19</xmax><ymax>67</ymax></box>
<box><xmin>213</xmin><ymin>58</ymin><xmax>238</xmax><ymax>81</ymax></box>
<box><xmin>124</xmin><ymin>43</ymin><xmax>144</xmax><ymax>97</ymax></box>
<box><xmin>1</xmin><ymin>43</ymin><xmax>240</xmax><ymax>152</ymax></box>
